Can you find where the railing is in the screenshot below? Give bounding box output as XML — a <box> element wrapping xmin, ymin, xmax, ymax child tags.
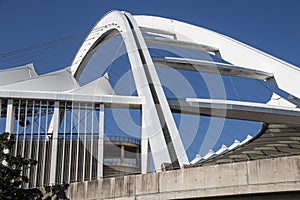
<box><xmin>0</xmin><ymin>96</ymin><xmax>143</xmax><ymax>189</ymax></box>
<box><xmin>104</xmin><ymin>158</ymin><xmax>139</xmax><ymax>166</ymax></box>
<box><xmin>12</xmin><ymin>133</ymin><xmax>141</xmax><ymax>145</ymax></box>
<box><xmin>105</xmin><ymin>135</ymin><xmax>141</xmax><ymax>145</ymax></box>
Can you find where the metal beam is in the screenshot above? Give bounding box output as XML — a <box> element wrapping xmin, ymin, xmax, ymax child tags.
<box><xmin>139</xmin><ymin>26</ymin><xmax>176</xmax><ymax>38</ymax></box>
<box><xmin>125</xmin><ymin>12</ymin><xmax>189</xmax><ymax>168</ymax></box>
<box><xmin>135</xmin><ymin>15</ymin><xmax>300</xmax><ymax>100</ymax></box>
<box><xmin>168</xmin><ymin>98</ymin><xmax>300</xmax><ymax>125</ymax></box>
<box><xmin>0</xmin><ymin>91</ymin><xmax>144</xmax><ymax>109</ymax></box>
<box><xmin>144</xmin><ymin>36</ymin><xmax>218</xmax><ymax>52</ymax></box>
<box><xmin>153</xmin><ymin>57</ymin><xmax>273</xmax><ymax>80</ymax></box>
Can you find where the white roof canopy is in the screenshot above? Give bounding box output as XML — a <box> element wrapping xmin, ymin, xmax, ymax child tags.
<box><xmin>0</xmin><ymin>67</ymin><xmax>79</xmax><ymax>92</ymax></box>
<box><xmin>69</xmin><ymin>73</ymin><xmax>115</xmax><ymax>96</ymax></box>
<box><xmin>0</xmin><ymin>64</ymin><xmax>116</xmax><ymax>97</ymax></box>
<box><xmin>0</xmin><ymin>63</ymin><xmax>38</xmax><ymax>86</ymax></box>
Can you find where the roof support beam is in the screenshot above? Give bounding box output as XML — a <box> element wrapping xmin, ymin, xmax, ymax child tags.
<box><xmin>135</xmin><ymin>15</ymin><xmax>300</xmax><ymax>100</ymax></box>
<box><xmin>153</xmin><ymin>57</ymin><xmax>274</xmax><ymax>80</ymax></box>
<box><xmin>168</xmin><ymin>98</ymin><xmax>300</xmax><ymax>125</ymax></box>
<box><xmin>144</xmin><ymin>37</ymin><xmax>219</xmax><ymax>53</ymax></box>
<box><xmin>0</xmin><ymin>91</ymin><xmax>143</xmax><ymax>109</ymax></box>
<box><xmin>139</xmin><ymin>26</ymin><xmax>176</xmax><ymax>38</ymax></box>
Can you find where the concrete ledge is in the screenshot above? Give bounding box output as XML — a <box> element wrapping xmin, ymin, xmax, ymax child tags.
<box><xmin>67</xmin><ymin>155</ymin><xmax>300</xmax><ymax>199</ymax></box>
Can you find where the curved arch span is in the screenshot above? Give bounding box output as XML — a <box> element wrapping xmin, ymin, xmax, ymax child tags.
<box><xmin>70</xmin><ymin>10</ymin><xmax>189</xmax><ymax>172</ymax></box>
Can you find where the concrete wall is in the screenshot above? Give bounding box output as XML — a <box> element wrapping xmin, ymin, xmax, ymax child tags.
<box><xmin>67</xmin><ymin>155</ymin><xmax>300</xmax><ymax>199</ymax></box>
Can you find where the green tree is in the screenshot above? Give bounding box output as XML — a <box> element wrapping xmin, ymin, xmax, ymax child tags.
<box><xmin>0</xmin><ymin>132</ymin><xmax>37</xmax><ymax>199</ymax></box>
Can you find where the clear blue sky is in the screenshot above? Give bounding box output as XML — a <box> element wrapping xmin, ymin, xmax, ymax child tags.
<box><xmin>0</xmin><ymin>0</ymin><xmax>299</xmax><ymax>68</ymax></box>
<box><xmin>0</xmin><ymin>0</ymin><xmax>299</xmax><ymax>159</ymax></box>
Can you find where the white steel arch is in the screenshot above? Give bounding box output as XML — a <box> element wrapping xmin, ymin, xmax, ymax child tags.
<box><xmin>70</xmin><ymin>10</ymin><xmax>300</xmax><ymax>172</ymax></box>
<box><xmin>134</xmin><ymin>15</ymin><xmax>300</xmax><ymax>101</ymax></box>
<box><xmin>70</xmin><ymin>10</ymin><xmax>189</xmax><ymax>172</ymax></box>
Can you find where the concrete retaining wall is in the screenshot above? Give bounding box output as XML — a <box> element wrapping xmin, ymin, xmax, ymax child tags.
<box><xmin>67</xmin><ymin>155</ymin><xmax>300</xmax><ymax>199</ymax></box>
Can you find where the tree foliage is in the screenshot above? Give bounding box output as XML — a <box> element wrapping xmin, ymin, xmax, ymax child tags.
<box><xmin>0</xmin><ymin>132</ymin><xmax>37</xmax><ymax>199</ymax></box>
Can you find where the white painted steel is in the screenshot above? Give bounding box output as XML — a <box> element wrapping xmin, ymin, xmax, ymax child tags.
<box><xmin>153</xmin><ymin>57</ymin><xmax>274</xmax><ymax>80</ymax></box>
<box><xmin>169</xmin><ymin>98</ymin><xmax>300</xmax><ymax>125</ymax></box>
<box><xmin>140</xmin><ymin>107</ymin><xmax>148</xmax><ymax>174</ymax></box>
<box><xmin>134</xmin><ymin>15</ymin><xmax>300</xmax><ymax>100</ymax></box>
<box><xmin>75</xmin><ymin>103</ymin><xmax>80</xmax><ymax>181</ymax></box>
<box><xmin>97</xmin><ymin>104</ymin><xmax>104</xmax><ymax>178</ymax></box>
<box><xmin>144</xmin><ymin>36</ymin><xmax>218</xmax><ymax>52</ymax></box>
<box><xmin>14</xmin><ymin>100</ymin><xmax>21</xmax><ymax>157</ymax></box>
<box><xmin>33</xmin><ymin>101</ymin><xmax>42</xmax><ymax>187</ymax></box>
<box><xmin>21</xmin><ymin>100</ymin><xmax>28</xmax><ymax>159</ymax></box>
<box><xmin>40</xmin><ymin>101</ymin><xmax>49</xmax><ymax>186</ymax></box>
<box><xmin>49</xmin><ymin>101</ymin><xmax>60</xmax><ymax>185</ymax></box>
<box><xmin>5</xmin><ymin>99</ymin><xmax>14</xmax><ymax>133</ymax></box>
<box><xmin>89</xmin><ymin>103</ymin><xmax>95</xmax><ymax>180</ymax></box>
<box><xmin>60</xmin><ymin>102</ymin><xmax>67</xmax><ymax>184</ymax></box>
<box><xmin>68</xmin><ymin>102</ymin><xmax>74</xmax><ymax>183</ymax></box>
<box><xmin>26</xmin><ymin>100</ymin><xmax>35</xmax><ymax>188</ymax></box>
<box><xmin>82</xmin><ymin>103</ymin><xmax>87</xmax><ymax>181</ymax></box>
<box><xmin>0</xmin><ymin>90</ymin><xmax>143</xmax><ymax>108</ymax></box>
<box><xmin>70</xmin><ymin>10</ymin><xmax>186</xmax><ymax>170</ymax></box>
<box><xmin>124</xmin><ymin>12</ymin><xmax>189</xmax><ymax>166</ymax></box>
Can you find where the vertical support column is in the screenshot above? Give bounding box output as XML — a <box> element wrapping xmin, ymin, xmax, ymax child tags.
<box><xmin>89</xmin><ymin>103</ymin><xmax>95</xmax><ymax>180</ymax></box>
<box><xmin>5</xmin><ymin>99</ymin><xmax>14</xmax><ymax>134</ymax></box>
<box><xmin>34</xmin><ymin>101</ymin><xmax>42</xmax><ymax>187</ymax></box>
<box><xmin>82</xmin><ymin>103</ymin><xmax>88</xmax><ymax>181</ymax></box>
<box><xmin>60</xmin><ymin>102</ymin><xmax>67</xmax><ymax>184</ymax></box>
<box><xmin>49</xmin><ymin>101</ymin><xmax>60</xmax><ymax>185</ymax></box>
<box><xmin>75</xmin><ymin>103</ymin><xmax>81</xmax><ymax>181</ymax></box>
<box><xmin>140</xmin><ymin>107</ymin><xmax>148</xmax><ymax>174</ymax></box>
<box><xmin>141</xmin><ymin>139</ymin><xmax>148</xmax><ymax>174</ymax></box>
<box><xmin>121</xmin><ymin>145</ymin><xmax>125</xmax><ymax>163</ymax></box>
<box><xmin>68</xmin><ymin>102</ymin><xmax>74</xmax><ymax>183</ymax></box>
<box><xmin>5</xmin><ymin>99</ymin><xmax>14</xmax><ymax>167</ymax></box>
<box><xmin>97</xmin><ymin>104</ymin><xmax>104</xmax><ymax>178</ymax></box>
<box><xmin>135</xmin><ymin>148</ymin><xmax>139</xmax><ymax>167</ymax></box>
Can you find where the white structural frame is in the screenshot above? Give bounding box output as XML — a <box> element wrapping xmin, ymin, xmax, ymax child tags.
<box><xmin>1</xmin><ymin>10</ymin><xmax>300</xmax><ymax>187</ymax></box>
<box><xmin>71</xmin><ymin>10</ymin><xmax>189</xmax><ymax>171</ymax></box>
<box><xmin>49</xmin><ymin>101</ymin><xmax>60</xmax><ymax>185</ymax></box>
<box><xmin>134</xmin><ymin>15</ymin><xmax>300</xmax><ymax>100</ymax></box>
<box><xmin>168</xmin><ymin>98</ymin><xmax>300</xmax><ymax>125</ymax></box>
<box><xmin>69</xmin><ymin>10</ymin><xmax>300</xmax><ymax>172</ymax></box>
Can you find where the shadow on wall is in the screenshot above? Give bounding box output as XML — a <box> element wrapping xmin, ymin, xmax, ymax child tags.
<box><xmin>27</xmin><ymin>184</ymin><xmax>69</xmax><ymax>200</ymax></box>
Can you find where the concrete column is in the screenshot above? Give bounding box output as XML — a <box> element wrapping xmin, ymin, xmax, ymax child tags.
<box><xmin>97</xmin><ymin>104</ymin><xmax>104</xmax><ymax>178</ymax></box>
<box><xmin>49</xmin><ymin>101</ymin><xmax>60</xmax><ymax>185</ymax></box>
<box><xmin>5</xmin><ymin>99</ymin><xmax>14</xmax><ymax>133</ymax></box>
<box><xmin>141</xmin><ymin>107</ymin><xmax>148</xmax><ymax>174</ymax></box>
<box><xmin>121</xmin><ymin>145</ymin><xmax>125</xmax><ymax>163</ymax></box>
<box><xmin>136</xmin><ymin>148</ymin><xmax>140</xmax><ymax>166</ymax></box>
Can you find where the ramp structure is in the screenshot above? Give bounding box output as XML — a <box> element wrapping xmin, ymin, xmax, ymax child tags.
<box><xmin>0</xmin><ymin>10</ymin><xmax>300</xmax><ymax>188</ymax></box>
